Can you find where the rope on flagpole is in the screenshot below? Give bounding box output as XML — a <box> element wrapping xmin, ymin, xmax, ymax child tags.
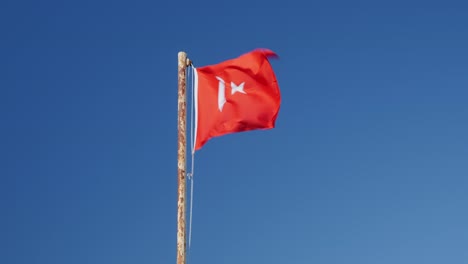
<box><xmin>187</xmin><ymin>64</ymin><xmax>196</xmax><ymax>253</ymax></box>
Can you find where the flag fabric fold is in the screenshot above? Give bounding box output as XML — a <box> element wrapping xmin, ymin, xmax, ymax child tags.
<box><xmin>194</xmin><ymin>49</ymin><xmax>281</xmax><ymax>151</ymax></box>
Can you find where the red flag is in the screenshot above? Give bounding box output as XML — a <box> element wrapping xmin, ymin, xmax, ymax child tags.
<box><xmin>194</xmin><ymin>49</ymin><xmax>281</xmax><ymax>151</ymax></box>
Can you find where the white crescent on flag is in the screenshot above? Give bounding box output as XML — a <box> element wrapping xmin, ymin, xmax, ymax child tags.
<box><xmin>215</xmin><ymin>76</ymin><xmax>246</xmax><ymax>112</ymax></box>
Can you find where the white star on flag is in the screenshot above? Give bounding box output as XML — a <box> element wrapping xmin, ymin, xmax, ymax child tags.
<box><xmin>231</xmin><ymin>82</ymin><xmax>246</xmax><ymax>95</ymax></box>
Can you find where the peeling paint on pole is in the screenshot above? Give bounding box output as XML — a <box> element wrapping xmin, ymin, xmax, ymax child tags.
<box><xmin>177</xmin><ymin>51</ymin><xmax>187</xmax><ymax>264</ymax></box>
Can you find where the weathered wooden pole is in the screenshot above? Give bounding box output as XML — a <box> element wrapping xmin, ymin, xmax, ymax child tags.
<box><xmin>177</xmin><ymin>51</ymin><xmax>189</xmax><ymax>264</ymax></box>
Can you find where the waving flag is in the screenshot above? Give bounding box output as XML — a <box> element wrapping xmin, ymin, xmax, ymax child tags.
<box><xmin>194</xmin><ymin>49</ymin><xmax>281</xmax><ymax>150</ymax></box>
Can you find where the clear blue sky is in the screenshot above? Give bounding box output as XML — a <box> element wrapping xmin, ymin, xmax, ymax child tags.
<box><xmin>2</xmin><ymin>0</ymin><xmax>468</xmax><ymax>263</ymax></box>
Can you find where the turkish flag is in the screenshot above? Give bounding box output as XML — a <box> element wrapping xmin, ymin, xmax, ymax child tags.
<box><xmin>194</xmin><ymin>49</ymin><xmax>281</xmax><ymax>151</ymax></box>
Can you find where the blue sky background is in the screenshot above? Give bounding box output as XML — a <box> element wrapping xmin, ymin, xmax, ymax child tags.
<box><xmin>2</xmin><ymin>0</ymin><xmax>468</xmax><ymax>263</ymax></box>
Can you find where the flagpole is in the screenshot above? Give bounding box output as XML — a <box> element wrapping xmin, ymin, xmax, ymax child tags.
<box><xmin>177</xmin><ymin>51</ymin><xmax>189</xmax><ymax>264</ymax></box>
